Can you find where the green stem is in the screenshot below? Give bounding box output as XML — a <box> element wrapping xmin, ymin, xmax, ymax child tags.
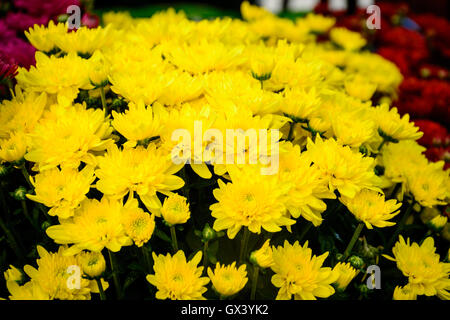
<box><xmin>343</xmin><ymin>222</ymin><xmax>364</xmax><ymax>260</ymax></box>
<box><xmin>260</xmin><ymin>80</ymin><xmax>263</xmax><ymax>90</ymax></box>
<box><xmin>386</xmin><ymin>201</ymin><xmax>415</xmax><ymax>250</ymax></box>
<box><xmin>202</xmin><ymin>241</ymin><xmax>209</xmax><ymax>270</ymax></box>
<box><xmin>20</xmin><ymin>165</ymin><xmax>33</xmax><ymax>190</ymax></box>
<box><xmin>108</xmin><ymin>250</ymin><xmax>121</xmax><ymax>299</ymax></box>
<box><xmin>170</xmin><ymin>226</ymin><xmax>178</xmax><ymax>253</ymax></box>
<box><xmin>0</xmin><ymin>214</ymin><xmax>24</xmax><ymax>262</ymax></box>
<box><xmin>298</xmin><ymin>222</ymin><xmax>313</xmax><ymax>242</ymax></box>
<box><xmin>142</xmin><ymin>246</ymin><xmax>151</xmax><ymax>273</ymax></box>
<box><xmin>287</xmin><ymin>122</ymin><xmax>294</xmax><ymax>141</ymax></box>
<box><xmin>250</xmin><ymin>266</ymin><xmax>259</xmax><ymax>300</ymax></box>
<box><xmin>95</xmin><ymin>278</ymin><xmax>106</xmax><ymax>300</ymax></box>
<box><xmin>378</xmin><ymin>139</ymin><xmax>386</xmax><ymax>151</ymax></box>
<box><xmin>100</xmin><ymin>86</ymin><xmax>108</xmax><ymax>116</ymax></box>
<box><xmin>21</xmin><ymin>199</ymin><xmax>39</xmax><ymax>232</ymax></box>
<box><xmin>239</xmin><ymin>228</ymin><xmax>250</xmax><ymax>265</ymax></box>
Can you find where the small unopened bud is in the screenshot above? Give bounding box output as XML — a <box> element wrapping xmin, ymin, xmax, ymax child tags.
<box><xmin>348</xmin><ymin>255</ymin><xmax>364</xmax><ymax>269</ymax></box>
<box><xmin>41</xmin><ymin>221</ymin><xmax>52</xmax><ymax>231</ymax></box>
<box><xmin>11</xmin><ymin>186</ymin><xmax>27</xmax><ymax>201</ymax></box>
<box><xmin>201</xmin><ymin>224</ymin><xmax>217</xmax><ymax>242</ymax></box>
<box><xmin>79</xmin><ymin>251</ymin><xmax>106</xmax><ymax>278</ymax></box>
<box><xmin>427</xmin><ymin>215</ymin><xmax>448</xmax><ymax>232</ymax></box>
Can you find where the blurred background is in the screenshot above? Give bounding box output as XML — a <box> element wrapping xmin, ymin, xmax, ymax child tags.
<box><xmin>94</xmin><ymin>0</ymin><xmax>450</xmax><ymax>18</ymax></box>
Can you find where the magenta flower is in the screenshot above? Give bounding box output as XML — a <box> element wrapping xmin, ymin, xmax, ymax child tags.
<box><xmin>81</xmin><ymin>12</ymin><xmax>100</xmax><ymax>29</ymax></box>
<box><xmin>14</xmin><ymin>0</ymin><xmax>81</xmax><ymax>18</ymax></box>
<box><xmin>0</xmin><ymin>54</ymin><xmax>18</xmax><ymax>80</ymax></box>
<box><xmin>5</xmin><ymin>12</ymin><xmax>49</xmax><ymax>32</ymax></box>
<box><xmin>0</xmin><ymin>21</ymin><xmax>16</xmax><ymax>41</ymax></box>
<box><xmin>0</xmin><ymin>38</ymin><xmax>36</xmax><ymax>69</ymax></box>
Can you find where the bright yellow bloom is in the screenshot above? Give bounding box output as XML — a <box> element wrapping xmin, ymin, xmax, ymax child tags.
<box><xmin>162</xmin><ymin>39</ymin><xmax>246</xmax><ymax>74</ymax></box>
<box><xmin>78</xmin><ymin>251</ymin><xmax>106</xmax><ymax>278</ymax></box>
<box><xmin>53</xmin><ymin>25</ymin><xmax>113</xmax><ymax>55</ymax></box>
<box><xmin>302</xmin><ymin>13</ymin><xmax>336</xmax><ymax>33</ymax></box>
<box><xmin>332</xmin><ymin>262</ymin><xmax>358</xmax><ymax>291</ymax></box>
<box><xmin>122</xmin><ymin>199</ymin><xmax>156</xmax><ymax>247</ymax></box>
<box><xmin>25</xmin><ymin>21</ymin><xmax>67</xmax><ymax>52</ymax></box>
<box><xmin>341</xmin><ymin>189</ymin><xmax>401</xmax><ymax>229</ymax></box>
<box><xmin>157</xmin><ymin>71</ymin><xmax>204</xmax><ymax>106</ymax></box>
<box><xmin>250</xmin><ymin>240</ymin><xmax>274</xmax><ymax>268</ymax></box>
<box><xmin>330</xmin><ymin>27</ymin><xmax>367</xmax><ymax>51</ymax></box>
<box><xmin>345</xmin><ymin>75</ymin><xmax>377</xmax><ymax>101</ymax></box>
<box><xmin>278</xmin><ymin>142</ymin><xmax>335</xmax><ymax>226</ymax></box>
<box><xmin>405</xmin><ymin>161</ymin><xmax>449</xmax><ymax>207</ymax></box>
<box><xmin>111</xmin><ymin>101</ymin><xmax>165</xmax><ymax>148</ymax></box>
<box><xmin>22</xmin><ymin>246</ymin><xmax>97</xmax><ymax>300</ymax></box>
<box><xmin>0</xmin><ymin>88</ymin><xmax>46</xmax><ymax>138</ymax></box>
<box><xmin>393</xmin><ymin>284</ymin><xmax>417</xmax><ymax>300</ymax></box>
<box><xmin>271</xmin><ymin>241</ymin><xmax>338</xmax><ymax>300</ymax></box>
<box><xmin>146</xmin><ymin>251</ymin><xmax>209</xmax><ymax>300</ymax></box>
<box><xmin>6</xmin><ymin>280</ymin><xmax>49</xmax><ymax>300</ymax></box>
<box><xmin>25</xmin><ymin>103</ymin><xmax>114</xmax><ymax>171</ymax></box>
<box><xmin>384</xmin><ymin>236</ymin><xmax>450</xmax><ymax>300</ymax></box>
<box><xmin>16</xmin><ymin>52</ymin><xmax>93</xmax><ymax>106</ymax></box>
<box><xmin>207</xmin><ymin>262</ymin><xmax>248</xmax><ymax>297</ymax></box>
<box><xmin>374</xmin><ymin>103</ymin><xmax>423</xmax><ymax>142</ymax></box>
<box><xmin>46</xmin><ymin>197</ymin><xmax>133</xmax><ymax>255</ymax></box>
<box><xmin>102</xmin><ymin>11</ymin><xmax>134</xmax><ymax>29</ymax></box>
<box><xmin>281</xmin><ymin>87</ymin><xmax>321</xmax><ymax>121</ymax></box>
<box><xmin>303</xmin><ymin>135</ymin><xmax>381</xmax><ymax>198</ymax></box>
<box><xmin>4</xmin><ymin>265</ymin><xmax>23</xmax><ymax>282</ymax></box>
<box><xmin>95</xmin><ymin>144</ymin><xmax>184</xmax><ymax>213</ymax></box>
<box><xmin>0</xmin><ymin>131</ymin><xmax>27</xmax><ymax>163</ymax></box>
<box><xmin>160</xmin><ymin>194</ymin><xmax>190</xmax><ymax>225</ymax></box>
<box><xmin>210</xmin><ymin>165</ymin><xmax>295</xmax><ymax>239</ymax></box>
<box><xmin>27</xmin><ymin>166</ymin><xmax>95</xmax><ymax>219</ymax></box>
<box><xmin>240</xmin><ymin>1</ymin><xmax>273</xmax><ymax>21</ymax></box>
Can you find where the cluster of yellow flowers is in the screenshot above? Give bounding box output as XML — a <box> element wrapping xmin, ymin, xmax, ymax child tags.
<box><xmin>0</xmin><ymin>2</ymin><xmax>448</xmax><ymax>300</ymax></box>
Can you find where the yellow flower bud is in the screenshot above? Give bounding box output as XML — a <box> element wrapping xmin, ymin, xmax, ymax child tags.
<box><xmin>427</xmin><ymin>215</ymin><xmax>448</xmax><ymax>232</ymax></box>
<box><xmin>249</xmin><ymin>240</ymin><xmax>273</xmax><ymax>268</ymax></box>
<box><xmin>79</xmin><ymin>251</ymin><xmax>106</xmax><ymax>278</ymax></box>
<box><xmin>332</xmin><ymin>262</ymin><xmax>358</xmax><ymax>291</ymax></box>
<box><xmin>3</xmin><ymin>265</ymin><xmax>23</xmax><ymax>282</ymax></box>
<box><xmin>161</xmin><ymin>194</ymin><xmax>190</xmax><ymax>226</ymax></box>
<box><xmin>207</xmin><ymin>262</ymin><xmax>248</xmax><ymax>297</ymax></box>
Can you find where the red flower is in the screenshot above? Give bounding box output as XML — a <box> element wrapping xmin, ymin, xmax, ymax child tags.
<box><xmin>0</xmin><ymin>54</ymin><xmax>18</xmax><ymax>81</ymax></box>
<box><xmin>414</xmin><ymin>119</ymin><xmax>448</xmax><ymax>148</ymax></box>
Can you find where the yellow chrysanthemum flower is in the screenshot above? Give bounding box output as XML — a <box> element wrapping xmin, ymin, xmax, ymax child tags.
<box><xmin>405</xmin><ymin>161</ymin><xmax>449</xmax><ymax>207</ymax></box>
<box><xmin>46</xmin><ymin>197</ymin><xmax>133</xmax><ymax>255</ymax></box>
<box><xmin>271</xmin><ymin>240</ymin><xmax>338</xmax><ymax>300</ymax></box>
<box><xmin>22</xmin><ymin>246</ymin><xmax>97</xmax><ymax>300</ymax></box>
<box><xmin>25</xmin><ymin>21</ymin><xmax>67</xmax><ymax>52</ymax></box>
<box><xmin>111</xmin><ymin>101</ymin><xmax>165</xmax><ymax>148</ymax></box>
<box><xmin>25</xmin><ymin>103</ymin><xmax>114</xmax><ymax>171</ymax></box>
<box><xmin>53</xmin><ymin>25</ymin><xmax>113</xmax><ymax>55</ymax></box>
<box><xmin>160</xmin><ymin>194</ymin><xmax>190</xmax><ymax>225</ymax></box>
<box><xmin>240</xmin><ymin>1</ymin><xmax>273</xmax><ymax>21</ymax></box>
<box><xmin>303</xmin><ymin>135</ymin><xmax>381</xmax><ymax>198</ymax></box>
<box><xmin>278</xmin><ymin>142</ymin><xmax>335</xmax><ymax>226</ymax></box>
<box><xmin>393</xmin><ymin>284</ymin><xmax>417</xmax><ymax>300</ymax></box>
<box><xmin>0</xmin><ymin>131</ymin><xmax>28</xmax><ymax>163</ymax></box>
<box><xmin>330</xmin><ymin>27</ymin><xmax>367</xmax><ymax>51</ymax></box>
<box><xmin>344</xmin><ymin>75</ymin><xmax>377</xmax><ymax>101</ymax></box>
<box><xmin>6</xmin><ymin>280</ymin><xmax>49</xmax><ymax>300</ymax></box>
<box><xmin>0</xmin><ymin>88</ymin><xmax>46</xmax><ymax>138</ymax></box>
<box><xmin>122</xmin><ymin>199</ymin><xmax>156</xmax><ymax>247</ymax></box>
<box><xmin>332</xmin><ymin>262</ymin><xmax>358</xmax><ymax>291</ymax></box>
<box><xmin>207</xmin><ymin>262</ymin><xmax>248</xmax><ymax>297</ymax></box>
<box><xmin>281</xmin><ymin>87</ymin><xmax>321</xmax><ymax>121</ymax></box>
<box><xmin>26</xmin><ymin>166</ymin><xmax>95</xmax><ymax>219</ymax></box>
<box><xmin>301</xmin><ymin>13</ymin><xmax>336</xmax><ymax>33</ymax></box>
<box><xmin>16</xmin><ymin>52</ymin><xmax>93</xmax><ymax>106</ymax></box>
<box><xmin>384</xmin><ymin>236</ymin><xmax>450</xmax><ymax>300</ymax></box>
<box><xmin>374</xmin><ymin>103</ymin><xmax>423</xmax><ymax>142</ymax></box>
<box><xmin>94</xmin><ymin>144</ymin><xmax>184</xmax><ymax>213</ymax></box>
<box><xmin>162</xmin><ymin>39</ymin><xmax>246</xmax><ymax>74</ymax></box>
<box><xmin>210</xmin><ymin>165</ymin><xmax>295</xmax><ymax>239</ymax></box>
<box><xmin>146</xmin><ymin>250</ymin><xmax>209</xmax><ymax>300</ymax></box>
<box><xmin>341</xmin><ymin>189</ymin><xmax>401</xmax><ymax>229</ymax></box>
